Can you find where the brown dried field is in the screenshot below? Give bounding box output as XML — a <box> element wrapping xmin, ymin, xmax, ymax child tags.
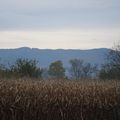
<box><xmin>0</xmin><ymin>79</ymin><xmax>120</xmax><ymax>120</ymax></box>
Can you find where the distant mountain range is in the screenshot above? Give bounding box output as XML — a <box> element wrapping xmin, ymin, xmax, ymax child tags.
<box><xmin>0</xmin><ymin>47</ymin><xmax>110</xmax><ymax>68</ymax></box>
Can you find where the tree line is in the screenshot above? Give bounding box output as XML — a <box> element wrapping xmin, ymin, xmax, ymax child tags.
<box><xmin>0</xmin><ymin>58</ymin><xmax>97</xmax><ymax>80</ymax></box>
<box><xmin>0</xmin><ymin>44</ymin><xmax>120</xmax><ymax>80</ymax></box>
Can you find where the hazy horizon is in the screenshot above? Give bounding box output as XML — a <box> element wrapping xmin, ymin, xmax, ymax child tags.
<box><xmin>0</xmin><ymin>46</ymin><xmax>111</xmax><ymax>50</ymax></box>
<box><xmin>0</xmin><ymin>0</ymin><xmax>120</xmax><ymax>49</ymax></box>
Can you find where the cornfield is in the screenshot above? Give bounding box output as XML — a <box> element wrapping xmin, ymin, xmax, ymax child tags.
<box><xmin>0</xmin><ymin>79</ymin><xmax>120</xmax><ymax>120</ymax></box>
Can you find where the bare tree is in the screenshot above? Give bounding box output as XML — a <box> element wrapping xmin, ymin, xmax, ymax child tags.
<box><xmin>69</xmin><ymin>59</ymin><xmax>83</xmax><ymax>80</ymax></box>
<box><xmin>82</xmin><ymin>63</ymin><xmax>97</xmax><ymax>79</ymax></box>
<box><xmin>99</xmin><ymin>43</ymin><xmax>120</xmax><ymax>79</ymax></box>
<box><xmin>108</xmin><ymin>44</ymin><xmax>120</xmax><ymax>69</ymax></box>
<box><xmin>69</xmin><ymin>59</ymin><xmax>97</xmax><ymax>80</ymax></box>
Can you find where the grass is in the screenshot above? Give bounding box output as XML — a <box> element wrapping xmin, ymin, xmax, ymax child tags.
<box><xmin>0</xmin><ymin>79</ymin><xmax>120</xmax><ymax>120</ymax></box>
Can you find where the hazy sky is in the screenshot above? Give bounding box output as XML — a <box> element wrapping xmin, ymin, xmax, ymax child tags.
<box><xmin>0</xmin><ymin>0</ymin><xmax>120</xmax><ymax>49</ymax></box>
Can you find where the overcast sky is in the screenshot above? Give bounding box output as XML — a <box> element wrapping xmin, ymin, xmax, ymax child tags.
<box><xmin>0</xmin><ymin>0</ymin><xmax>120</xmax><ymax>49</ymax></box>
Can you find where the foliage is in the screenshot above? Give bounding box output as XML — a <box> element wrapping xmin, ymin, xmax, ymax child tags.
<box><xmin>12</xmin><ymin>58</ymin><xmax>43</xmax><ymax>78</ymax></box>
<box><xmin>48</xmin><ymin>60</ymin><xmax>65</xmax><ymax>79</ymax></box>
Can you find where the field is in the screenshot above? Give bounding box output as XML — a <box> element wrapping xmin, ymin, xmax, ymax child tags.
<box><xmin>0</xmin><ymin>79</ymin><xmax>120</xmax><ymax>120</ymax></box>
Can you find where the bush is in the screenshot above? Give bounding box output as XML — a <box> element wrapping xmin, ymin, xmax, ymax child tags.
<box><xmin>12</xmin><ymin>58</ymin><xmax>43</xmax><ymax>78</ymax></box>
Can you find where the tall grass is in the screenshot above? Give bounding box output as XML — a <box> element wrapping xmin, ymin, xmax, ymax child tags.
<box><xmin>0</xmin><ymin>79</ymin><xmax>120</xmax><ymax>120</ymax></box>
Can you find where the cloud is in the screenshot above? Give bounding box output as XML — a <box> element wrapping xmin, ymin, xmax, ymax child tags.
<box><xmin>0</xmin><ymin>0</ymin><xmax>120</xmax><ymax>30</ymax></box>
<box><xmin>0</xmin><ymin>0</ymin><xmax>119</xmax><ymax>12</ymax></box>
<box><xmin>0</xmin><ymin>28</ymin><xmax>120</xmax><ymax>49</ymax></box>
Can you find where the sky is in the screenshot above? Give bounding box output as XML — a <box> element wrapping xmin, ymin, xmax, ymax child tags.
<box><xmin>0</xmin><ymin>0</ymin><xmax>120</xmax><ymax>49</ymax></box>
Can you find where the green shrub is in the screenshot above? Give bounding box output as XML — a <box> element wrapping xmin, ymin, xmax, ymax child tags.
<box><xmin>12</xmin><ymin>58</ymin><xmax>43</xmax><ymax>78</ymax></box>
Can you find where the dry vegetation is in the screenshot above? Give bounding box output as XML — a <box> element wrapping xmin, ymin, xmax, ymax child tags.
<box><xmin>0</xmin><ymin>79</ymin><xmax>120</xmax><ymax>120</ymax></box>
